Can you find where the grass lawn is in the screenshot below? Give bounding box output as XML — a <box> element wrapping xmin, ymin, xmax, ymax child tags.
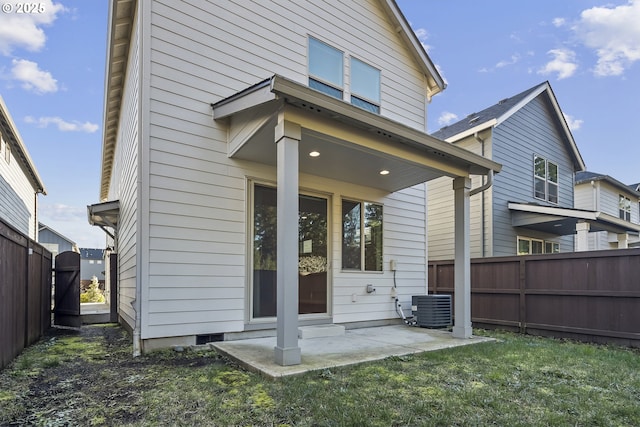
<box><xmin>1</xmin><ymin>324</ymin><xmax>638</xmax><ymax>426</ymax></box>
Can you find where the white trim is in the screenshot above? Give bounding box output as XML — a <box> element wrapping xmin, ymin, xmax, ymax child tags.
<box><xmin>443</xmin><ymin>119</ymin><xmax>497</xmax><ymax>143</ymax></box>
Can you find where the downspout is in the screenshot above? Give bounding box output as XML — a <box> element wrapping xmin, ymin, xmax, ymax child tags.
<box><xmin>470</xmin><ymin>132</ymin><xmax>493</xmax><ymax>257</ymax></box>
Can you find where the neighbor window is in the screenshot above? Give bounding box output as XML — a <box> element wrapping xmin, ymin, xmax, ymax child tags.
<box><xmin>518</xmin><ymin>237</ymin><xmax>559</xmax><ymax>255</ymax></box>
<box><xmin>350</xmin><ymin>57</ymin><xmax>380</xmax><ymax>113</ymax></box>
<box><xmin>342</xmin><ymin>200</ymin><xmax>383</xmax><ymax>271</ymax></box>
<box><xmin>534</xmin><ymin>155</ymin><xmax>558</xmax><ymax>204</ymax></box>
<box><xmin>619</xmin><ymin>195</ymin><xmax>631</xmax><ymax>221</ymax></box>
<box><xmin>308</xmin><ymin>37</ymin><xmax>343</xmax><ymax>100</ymax></box>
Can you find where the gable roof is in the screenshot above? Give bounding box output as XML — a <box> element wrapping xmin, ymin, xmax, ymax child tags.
<box><xmin>99</xmin><ymin>0</ymin><xmax>446</xmax><ymax>201</ymax></box>
<box><xmin>576</xmin><ymin>171</ymin><xmax>640</xmax><ymax>198</ymax></box>
<box><xmin>38</xmin><ymin>222</ymin><xmax>77</xmax><ymax>246</ymax></box>
<box><xmin>0</xmin><ymin>95</ymin><xmax>46</xmax><ymax>195</ymax></box>
<box><xmin>432</xmin><ymin>81</ymin><xmax>586</xmax><ymax>171</ymax></box>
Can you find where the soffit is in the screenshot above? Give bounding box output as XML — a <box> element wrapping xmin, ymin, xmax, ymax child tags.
<box><xmin>213</xmin><ymin>75</ymin><xmax>501</xmax><ymax>193</ymax></box>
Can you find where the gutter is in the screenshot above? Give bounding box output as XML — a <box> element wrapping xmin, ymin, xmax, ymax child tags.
<box><xmin>469</xmin><ymin>132</ymin><xmax>493</xmax><ymax>257</ymax></box>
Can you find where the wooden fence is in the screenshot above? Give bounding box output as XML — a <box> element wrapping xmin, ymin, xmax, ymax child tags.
<box><xmin>429</xmin><ymin>248</ymin><xmax>640</xmax><ymax>347</ymax></box>
<box><xmin>1</xmin><ymin>218</ymin><xmax>52</xmax><ymax>370</ymax></box>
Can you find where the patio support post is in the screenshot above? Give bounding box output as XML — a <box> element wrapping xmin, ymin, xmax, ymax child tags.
<box><xmin>452</xmin><ymin>176</ymin><xmax>472</xmax><ymax>339</ymax></box>
<box><xmin>617</xmin><ymin>233</ymin><xmax>629</xmax><ymax>249</ymax></box>
<box><xmin>576</xmin><ymin>221</ymin><xmax>590</xmax><ymax>251</ymax></box>
<box><xmin>274</xmin><ymin>115</ymin><xmax>301</xmax><ymax>366</ymax></box>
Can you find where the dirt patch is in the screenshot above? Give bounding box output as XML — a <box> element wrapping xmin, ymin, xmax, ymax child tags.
<box><xmin>0</xmin><ymin>324</ymin><xmax>225</xmax><ymax>426</ymax></box>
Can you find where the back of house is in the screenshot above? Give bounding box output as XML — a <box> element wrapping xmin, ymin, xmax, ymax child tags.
<box><xmin>97</xmin><ymin>0</ymin><xmax>503</xmax><ymax>351</ymax></box>
<box><xmin>428</xmin><ymin>82</ymin><xmax>585</xmax><ymax>259</ymax></box>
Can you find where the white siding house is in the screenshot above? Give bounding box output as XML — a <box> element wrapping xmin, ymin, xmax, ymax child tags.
<box><xmin>574</xmin><ymin>171</ymin><xmax>640</xmax><ymax>250</ymax></box>
<box><xmin>429</xmin><ymin>82</ymin><xmax>588</xmax><ymax>259</ymax></box>
<box><xmin>91</xmin><ymin>0</ymin><xmax>500</xmax><ymax>364</ymax></box>
<box><xmin>0</xmin><ymin>95</ymin><xmax>46</xmax><ymax>240</ymax></box>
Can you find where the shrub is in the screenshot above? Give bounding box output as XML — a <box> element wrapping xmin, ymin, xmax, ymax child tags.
<box><xmin>80</xmin><ymin>276</ymin><xmax>105</xmax><ymax>303</ymax></box>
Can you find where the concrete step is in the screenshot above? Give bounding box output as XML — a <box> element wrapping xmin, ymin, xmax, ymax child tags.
<box><xmin>298</xmin><ymin>324</ymin><xmax>345</xmax><ymax>339</ymax></box>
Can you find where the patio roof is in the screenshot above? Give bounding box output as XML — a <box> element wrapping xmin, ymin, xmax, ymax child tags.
<box><xmin>212</xmin><ymin>75</ymin><xmax>501</xmax><ymax>193</ymax></box>
<box><xmin>509</xmin><ymin>202</ymin><xmax>640</xmax><ymax>236</ymax></box>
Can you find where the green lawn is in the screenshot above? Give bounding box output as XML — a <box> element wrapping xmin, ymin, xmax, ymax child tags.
<box><xmin>1</xmin><ymin>325</ymin><xmax>638</xmax><ymax>426</ymax></box>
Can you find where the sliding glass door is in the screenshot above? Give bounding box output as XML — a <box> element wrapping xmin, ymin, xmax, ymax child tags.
<box><xmin>252</xmin><ymin>184</ymin><xmax>328</xmax><ymax>318</ymax></box>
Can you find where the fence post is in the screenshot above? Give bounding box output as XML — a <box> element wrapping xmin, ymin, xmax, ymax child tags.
<box><xmin>519</xmin><ymin>258</ymin><xmax>526</xmax><ymax>334</ymax></box>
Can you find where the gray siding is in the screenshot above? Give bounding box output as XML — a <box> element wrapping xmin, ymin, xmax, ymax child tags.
<box><xmin>0</xmin><ymin>174</ymin><xmax>30</xmax><ymax>235</ymax></box>
<box><xmin>492</xmin><ymin>95</ymin><xmax>575</xmax><ymax>256</ymax></box>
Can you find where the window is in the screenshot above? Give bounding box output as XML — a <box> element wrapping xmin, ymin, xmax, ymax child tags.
<box><xmin>308</xmin><ymin>37</ymin><xmax>343</xmax><ymax>100</ymax></box>
<box><xmin>619</xmin><ymin>195</ymin><xmax>631</xmax><ymax>221</ymax></box>
<box><xmin>350</xmin><ymin>57</ymin><xmax>380</xmax><ymax>113</ymax></box>
<box><xmin>342</xmin><ymin>200</ymin><xmax>383</xmax><ymax>271</ymax></box>
<box><xmin>518</xmin><ymin>237</ymin><xmax>559</xmax><ymax>255</ymax></box>
<box><xmin>534</xmin><ymin>155</ymin><xmax>558</xmax><ymax>204</ymax></box>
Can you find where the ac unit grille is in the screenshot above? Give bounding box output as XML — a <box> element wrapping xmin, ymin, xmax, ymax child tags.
<box><xmin>411</xmin><ymin>295</ymin><xmax>451</xmax><ymax>328</ymax></box>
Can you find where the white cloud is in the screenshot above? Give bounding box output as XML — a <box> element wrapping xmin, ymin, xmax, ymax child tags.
<box><xmin>0</xmin><ymin>1</ymin><xmax>66</xmax><ymax>55</ymax></box>
<box><xmin>563</xmin><ymin>113</ymin><xmax>583</xmax><ymax>131</ymax></box>
<box><xmin>552</xmin><ymin>17</ymin><xmax>566</xmax><ymax>27</ymax></box>
<box><xmin>438</xmin><ymin>111</ymin><xmax>459</xmax><ymax>126</ymax></box>
<box><xmin>39</xmin><ymin>203</ymin><xmax>86</xmax><ymax>222</ymax></box>
<box><xmin>11</xmin><ymin>59</ymin><xmax>57</xmax><ymax>93</ymax></box>
<box><xmin>574</xmin><ymin>0</ymin><xmax>640</xmax><ymax>77</ymax></box>
<box><xmin>538</xmin><ymin>49</ymin><xmax>578</xmax><ymax>79</ymax></box>
<box><xmin>496</xmin><ymin>54</ymin><xmax>521</xmax><ymax>68</ymax></box>
<box><xmin>413</xmin><ymin>27</ymin><xmax>431</xmax><ymax>52</ymax></box>
<box><xmin>25</xmin><ymin>115</ymin><xmax>99</xmax><ymax>133</ymax></box>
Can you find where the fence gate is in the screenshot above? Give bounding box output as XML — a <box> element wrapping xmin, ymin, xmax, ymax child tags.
<box><xmin>54</xmin><ymin>251</ymin><xmax>81</xmax><ymax>327</ymax></box>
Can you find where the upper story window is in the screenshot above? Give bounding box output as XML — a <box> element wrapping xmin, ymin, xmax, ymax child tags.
<box><xmin>308</xmin><ymin>37</ymin><xmax>343</xmax><ymax>100</ymax></box>
<box><xmin>350</xmin><ymin>57</ymin><xmax>380</xmax><ymax>114</ymax></box>
<box><xmin>534</xmin><ymin>155</ymin><xmax>558</xmax><ymax>204</ymax></box>
<box><xmin>619</xmin><ymin>195</ymin><xmax>631</xmax><ymax>221</ymax></box>
<box><xmin>342</xmin><ymin>199</ymin><xmax>383</xmax><ymax>271</ymax></box>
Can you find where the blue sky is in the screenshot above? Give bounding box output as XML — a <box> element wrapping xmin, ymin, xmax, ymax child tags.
<box><xmin>0</xmin><ymin>1</ymin><xmax>638</xmax><ymax>248</ymax></box>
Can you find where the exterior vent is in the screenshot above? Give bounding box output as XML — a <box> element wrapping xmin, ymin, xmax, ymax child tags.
<box><xmin>411</xmin><ymin>295</ymin><xmax>452</xmax><ymax>328</ymax></box>
<box><xmin>468</xmin><ymin>116</ymin><xmax>480</xmax><ymax>124</ymax></box>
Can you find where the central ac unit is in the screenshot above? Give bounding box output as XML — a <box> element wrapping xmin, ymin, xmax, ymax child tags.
<box><xmin>411</xmin><ymin>295</ymin><xmax>452</xmax><ymax>328</ymax></box>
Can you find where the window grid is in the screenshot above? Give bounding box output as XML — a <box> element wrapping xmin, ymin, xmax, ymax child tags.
<box><xmin>619</xmin><ymin>195</ymin><xmax>631</xmax><ymax>221</ymax></box>
<box><xmin>533</xmin><ymin>155</ymin><xmax>558</xmax><ymax>204</ymax></box>
<box><xmin>517</xmin><ymin>236</ymin><xmax>559</xmax><ymax>255</ymax></box>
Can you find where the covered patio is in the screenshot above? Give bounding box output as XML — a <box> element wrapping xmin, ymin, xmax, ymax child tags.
<box><xmin>509</xmin><ymin>202</ymin><xmax>640</xmax><ymax>249</ymax></box>
<box><xmin>212</xmin><ymin>74</ymin><xmax>501</xmax><ymax>366</ymax></box>
<box><xmin>213</xmin><ymin>324</ymin><xmax>494</xmax><ymax>378</ymax></box>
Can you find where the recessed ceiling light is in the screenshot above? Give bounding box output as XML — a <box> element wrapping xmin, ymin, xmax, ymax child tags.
<box><xmin>379</xmin><ymin>170</ymin><xmax>390</xmax><ymax>175</ymax></box>
<box><xmin>309</xmin><ymin>151</ymin><xmax>320</xmax><ymax>157</ymax></box>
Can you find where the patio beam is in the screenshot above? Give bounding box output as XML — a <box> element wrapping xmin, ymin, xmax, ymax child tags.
<box><xmin>452</xmin><ymin>176</ymin><xmax>472</xmax><ymax>339</ymax></box>
<box><xmin>274</xmin><ymin>115</ymin><xmax>302</xmax><ymax>366</ymax></box>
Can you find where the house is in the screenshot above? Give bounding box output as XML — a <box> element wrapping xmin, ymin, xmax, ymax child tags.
<box><xmin>38</xmin><ymin>222</ymin><xmax>79</xmax><ymax>258</ymax></box>
<box><xmin>574</xmin><ymin>171</ymin><xmax>640</xmax><ymax>250</ymax></box>
<box><xmin>428</xmin><ymin>81</ymin><xmax>595</xmax><ymax>259</ymax></box>
<box><xmin>79</xmin><ymin>248</ymin><xmax>106</xmax><ymax>288</ymax></box>
<box><xmin>0</xmin><ymin>95</ymin><xmax>46</xmax><ymax>239</ymax></box>
<box><xmin>88</xmin><ymin>0</ymin><xmax>500</xmax><ymax>365</ymax></box>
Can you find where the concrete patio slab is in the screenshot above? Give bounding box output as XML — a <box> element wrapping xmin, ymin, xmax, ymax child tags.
<box><xmin>213</xmin><ymin>325</ymin><xmax>494</xmax><ymax>378</ymax></box>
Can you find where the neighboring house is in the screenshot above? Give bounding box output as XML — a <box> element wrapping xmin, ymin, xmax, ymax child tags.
<box><xmin>80</xmin><ymin>248</ymin><xmax>106</xmax><ymax>287</ymax></box>
<box><xmin>89</xmin><ymin>0</ymin><xmax>499</xmax><ymax>364</ymax></box>
<box><xmin>0</xmin><ymin>95</ymin><xmax>46</xmax><ymax>239</ymax></box>
<box><xmin>38</xmin><ymin>222</ymin><xmax>79</xmax><ymax>259</ymax></box>
<box><xmin>574</xmin><ymin>171</ymin><xmax>640</xmax><ymax>250</ymax></box>
<box><xmin>429</xmin><ymin>81</ymin><xmax>588</xmax><ymax>259</ymax></box>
